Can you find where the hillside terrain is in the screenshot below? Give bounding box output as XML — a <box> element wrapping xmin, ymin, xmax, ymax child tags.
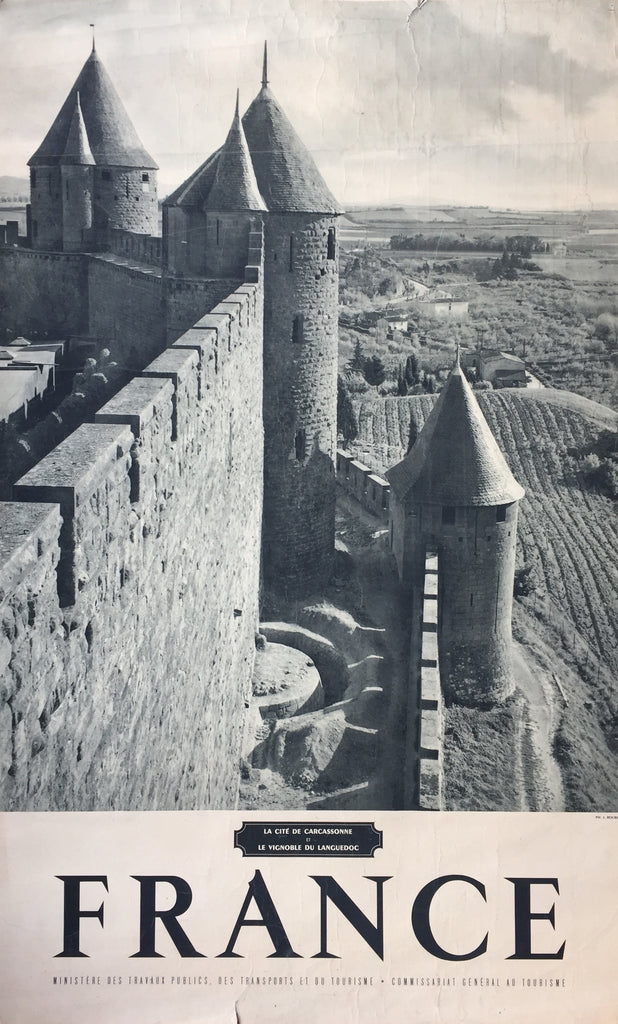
<box><xmin>348</xmin><ymin>388</ymin><xmax>618</xmax><ymax>810</ymax></box>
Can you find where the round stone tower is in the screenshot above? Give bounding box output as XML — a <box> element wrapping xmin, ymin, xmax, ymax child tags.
<box><xmin>161</xmin><ymin>45</ymin><xmax>342</xmax><ymax>595</ymax></box>
<box><xmin>28</xmin><ymin>43</ymin><xmax>158</xmax><ymax>251</ymax></box>
<box><xmin>60</xmin><ymin>93</ymin><xmax>94</xmax><ymax>252</ymax></box>
<box><xmin>387</xmin><ymin>353</ymin><xmax>525</xmax><ymax>707</ymax></box>
<box><xmin>242</xmin><ymin>46</ymin><xmax>343</xmax><ymax>595</ymax></box>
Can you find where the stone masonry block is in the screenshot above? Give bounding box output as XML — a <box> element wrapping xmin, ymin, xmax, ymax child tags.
<box><xmin>420</xmin><ymin>707</ymin><xmax>441</xmax><ymax>759</ymax></box>
<box><xmin>193</xmin><ymin>312</ymin><xmax>230</xmax><ymax>332</ymax></box>
<box><xmin>421</xmin><ymin>630</ymin><xmax>439</xmax><ymax>665</ymax></box>
<box><xmin>15</xmin><ymin>423</ymin><xmax>133</xmax><ymax>505</ymax></box>
<box><xmin>420</xmin><ymin>664</ymin><xmax>441</xmax><ymax>708</ymax></box>
<box><xmin>0</xmin><ymin>502</ymin><xmax>61</xmax><ymax>600</ymax></box>
<box><xmin>14</xmin><ymin>423</ymin><xmax>133</xmax><ymax>607</ymax></box>
<box><xmin>423</xmin><ymin>596</ymin><xmax>438</xmax><ymax>626</ymax></box>
<box><xmin>141</xmin><ymin>350</ymin><xmax>199</xmax><ymax>441</ymax></box>
<box><xmin>424</xmin><ymin>571</ymin><xmax>438</xmax><ymax>597</ymax></box>
<box><xmin>95</xmin><ymin>377</ymin><xmax>174</xmax><ymax>439</ymax></box>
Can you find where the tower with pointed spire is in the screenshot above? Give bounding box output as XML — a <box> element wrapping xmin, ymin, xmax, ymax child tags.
<box><xmin>244</xmin><ymin>43</ymin><xmax>342</xmax><ymax>594</ymax></box>
<box><xmin>164</xmin><ymin>44</ymin><xmax>342</xmax><ymax>595</ymax></box>
<box><xmin>60</xmin><ymin>93</ymin><xmax>95</xmax><ymax>252</ymax></box>
<box><xmin>387</xmin><ymin>353</ymin><xmax>525</xmax><ymax>707</ymax></box>
<box><xmin>28</xmin><ymin>42</ymin><xmax>158</xmax><ymax>251</ymax></box>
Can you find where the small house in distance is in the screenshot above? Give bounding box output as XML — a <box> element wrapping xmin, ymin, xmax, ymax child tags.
<box><xmin>419</xmin><ymin>294</ymin><xmax>469</xmax><ymax>318</ymax></box>
<box><xmin>476</xmin><ymin>349</ymin><xmax>526</xmax><ymax>388</ymax></box>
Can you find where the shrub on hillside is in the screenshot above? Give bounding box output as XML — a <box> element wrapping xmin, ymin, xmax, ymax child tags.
<box><xmin>363</xmin><ymin>354</ymin><xmax>386</xmax><ymax>386</ymax></box>
<box><xmin>514</xmin><ymin>562</ymin><xmax>537</xmax><ymax>598</ymax></box>
<box><xmin>337</xmin><ymin>375</ymin><xmax>358</xmax><ymax>444</ymax></box>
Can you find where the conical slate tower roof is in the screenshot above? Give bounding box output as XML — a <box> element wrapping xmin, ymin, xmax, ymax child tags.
<box><xmin>165</xmin><ymin>45</ymin><xmax>341</xmax><ymax>215</ymax></box>
<box><xmin>387</xmin><ymin>355</ymin><xmax>525</xmax><ymax>507</ymax></box>
<box><xmin>241</xmin><ymin>85</ymin><xmax>341</xmax><ymax>214</ymax></box>
<box><xmin>29</xmin><ymin>46</ymin><xmax>157</xmax><ymax>169</ymax></box>
<box><xmin>206</xmin><ymin>92</ymin><xmax>266</xmax><ymax>212</ymax></box>
<box><xmin>61</xmin><ymin>93</ymin><xmax>95</xmax><ymax>166</ymax></box>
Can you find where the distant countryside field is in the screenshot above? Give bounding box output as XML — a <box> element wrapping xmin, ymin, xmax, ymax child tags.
<box><xmin>337</xmin><ymin>204</ymin><xmax>618</xmax><ymax>407</ymax></box>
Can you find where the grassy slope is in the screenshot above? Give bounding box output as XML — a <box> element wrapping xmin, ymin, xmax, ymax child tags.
<box><xmin>350</xmin><ymin>388</ymin><xmax>618</xmax><ymax>809</ymax></box>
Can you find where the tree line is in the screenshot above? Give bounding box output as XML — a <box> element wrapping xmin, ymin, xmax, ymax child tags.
<box><xmin>390</xmin><ymin>233</ymin><xmax>551</xmax><ymax>255</ymax></box>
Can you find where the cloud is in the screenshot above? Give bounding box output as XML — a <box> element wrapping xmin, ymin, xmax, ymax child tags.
<box><xmin>408</xmin><ymin>0</ymin><xmax>617</xmax><ymax>129</ymax></box>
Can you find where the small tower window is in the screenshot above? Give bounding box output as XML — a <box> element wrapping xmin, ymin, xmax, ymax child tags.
<box><xmin>292</xmin><ymin>314</ymin><xmax>304</xmax><ymax>344</ymax></box>
<box><xmin>65</xmin><ymin>180</ymin><xmax>69</xmax><ymax>200</ymax></box>
<box><xmin>101</xmin><ymin>170</ymin><xmax>111</xmax><ymax>181</ymax></box>
<box><xmin>142</xmin><ymin>173</ymin><xmax>149</xmax><ymax>183</ymax></box>
<box><xmin>126</xmin><ymin>179</ymin><xmax>129</xmax><ymax>198</ymax></box>
<box><xmin>442</xmin><ymin>506</ymin><xmax>456</xmax><ymax>525</ymax></box>
<box><xmin>327</xmin><ymin>227</ymin><xmax>336</xmax><ymax>260</ymax></box>
<box><xmin>289</xmin><ymin>235</ymin><xmax>295</xmax><ymax>271</ymax></box>
<box><xmin>216</xmin><ymin>219</ymin><xmax>221</xmax><ymax>246</ymax></box>
<box><xmin>496</xmin><ymin>505</ymin><xmax>507</xmax><ymax>522</ymax></box>
<box><xmin>295</xmin><ymin>429</ymin><xmax>306</xmax><ymax>461</ymax></box>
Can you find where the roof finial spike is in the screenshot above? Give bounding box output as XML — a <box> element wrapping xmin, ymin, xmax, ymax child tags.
<box><xmin>455</xmin><ymin>343</ymin><xmax>461</xmax><ymax>368</ymax></box>
<box><xmin>90</xmin><ymin>23</ymin><xmax>96</xmax><ymax>52</ymax></box>
<box><xmin>235</xmin><ymin>87</ymin><xmax>240</xmax><ymax>118</ymax></box>
<box><xmin>262</xmin><ymin>41</ymin><xmax>268</xmax><ymax>88</ymax></box>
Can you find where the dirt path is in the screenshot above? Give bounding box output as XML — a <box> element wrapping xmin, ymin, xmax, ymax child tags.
<box><xmin>511</xmin><ymin>641</ymin><xmax>565</xmax><ymax>811</ymax></box>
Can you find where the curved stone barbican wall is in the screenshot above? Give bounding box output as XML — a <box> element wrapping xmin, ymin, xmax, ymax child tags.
<box><xmin>0</xmin><ymin>276</ymin><xmax>263</xmax><ymax>811</ymax></box>
<box><xmin>261</xmin><ymin>212</ymin><xmax>339</xmax><ymax>595</ymax></box>
<box><xmin>252</xmin><ymin>643</ymin><xmax>324</xmax><ymax>721</ymax></box>
<box><xmin>260</xmin><ymin>622</ymin><xmax>350</xmax><ymax>706</ymax></box>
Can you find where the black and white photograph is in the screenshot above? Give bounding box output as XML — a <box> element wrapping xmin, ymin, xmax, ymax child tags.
<box><xmin>0</xmin><ymin>0</ymin><xmax>617</xmax><ymax>1021</ymax></box>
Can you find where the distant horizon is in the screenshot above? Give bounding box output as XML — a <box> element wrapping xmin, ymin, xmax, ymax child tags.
<box><xmin>1</xmin><ymin>174</ymin><xmax>617</xmax><ymax>218</ymax></box>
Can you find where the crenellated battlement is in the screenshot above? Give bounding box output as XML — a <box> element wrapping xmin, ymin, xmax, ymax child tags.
<box><xmin>0</xmin><ymin>273</ymin><xmax>264</xmax><ymax>811</ymax></box>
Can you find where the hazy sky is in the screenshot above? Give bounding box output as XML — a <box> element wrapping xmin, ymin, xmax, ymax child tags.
<box><xmin>0</xmin><ymin>0</ymin><xmax>616</xmax><ymax>209</ymax></box>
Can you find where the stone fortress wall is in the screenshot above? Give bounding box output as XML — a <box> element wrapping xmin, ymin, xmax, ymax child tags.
<box><xmin>0</xmin><ymin>245</ymin><xmax>240</xmax><ymax>371</ymax></box>
<box><xmin>0</xmin><ymin>258</ymin><xmax>264</xmax><ymax>810</ymax></box>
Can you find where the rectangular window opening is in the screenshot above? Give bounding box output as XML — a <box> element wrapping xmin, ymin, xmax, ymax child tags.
<box><xmin>289</xmin><ymin>235</ymin><xmax>294</xmax><ymax>272</ymax></box>
<box><xmin>295</xmin><ymin>429</ymin><xmax>306</xmax><ymax>461</ymax></box>
<box><xmin>327</xmin><ymin>227</ymin><xmax>336</xmax><ymax>260</ymax></box>
<box><xmin>292</xmin><ymin>314</ymin><xmax>304</xmax><ymax>344</ymax></box>
<box><xmin>496</xmin><ymin>504</ymin><xmax>507</xmax><ymax>522</ymax></box>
